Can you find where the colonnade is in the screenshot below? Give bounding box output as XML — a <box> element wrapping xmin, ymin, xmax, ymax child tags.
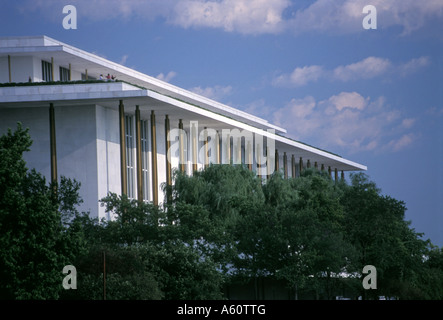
<box><xmin>48</xmin><ymin>100</ymin><xmax>346</xmax><ymax>207</ymax></box>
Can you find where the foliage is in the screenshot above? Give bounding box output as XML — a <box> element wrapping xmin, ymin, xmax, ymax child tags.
<box><xmin>340</xmin><ymin>172</ymin><xmax>431</xmax><ymax>299</ymax></box>
<box><xmin>1</xmin><ymin>124</ymin><xmax>441</xmax><ymax>300</ymax></box>
<box><xmin>62</xmin><ymin>244</ymin><xmax>162</xmax><ymax>300</ymax></box>
<box><xmin>170</xmin><ymin>165</ymin><xmax>264</xmax><ymax>272</ymax></box>
<box><xmin>0</xmin><ymin>123</ymin><xmax>84</xmax><ymax>299</ymax></box>
<box><xmin>62</xmin><ymin>192</ymin><xmax>225</xmax><ymax>300</ymax></box>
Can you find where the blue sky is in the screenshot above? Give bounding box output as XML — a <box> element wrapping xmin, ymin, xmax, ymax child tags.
<box><xmin>1</xmin><ymin>0</ymin><xmax>442</xmax><ymax>246</ymax></box>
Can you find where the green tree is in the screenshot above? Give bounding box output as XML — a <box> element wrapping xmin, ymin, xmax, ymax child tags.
<box><xmin>417</xmin><ymin>246</ymin><xmax>443</xmax><ymax>299</ymax></box>
<box><xmin>3</xmin><ymin>124</ymin><xmax>438</xmax><ymax>300</ymax></box>
<box><xmin>0</xmin><ymin>123</ymin><xmax>83</xmax><ymax>299</ymax></box>
<box><xmin>63</xmin><ymin>244</ymin><xmax>163</xmax><ymax>300</ymax></box>
<box><xmin>341</xmin><ymin>172</ymin><xmax>429</xmax><ymax>299</ymax></box>
<box><xmin>66</xmin><ymin>190</ymin><xmax>226</xmax><ymax>300</ymax></box>
<box><xmin>170</xmin><ymin>165</ymin><xmax>264</xmax><ymax>273</ymax></box>
<box><xmin>271</xmin><ymin>169</ymin><xmax>355</xmax><ymax>299</ymax></box>
<box><xmin>144</xmin><ymin>240</ymin><xmax>224</xmax><ymax>300</ymax></box>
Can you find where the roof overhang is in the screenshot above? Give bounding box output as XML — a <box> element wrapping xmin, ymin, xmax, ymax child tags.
<box><xmin>0</xmin><ymin>81</ymin><xmax>367</xmax><ymax>172</ymax></box>
<box><xmin>0</xmin><ymin>35</ymin><xmax>285</xmax><ymax>134</ymax></box>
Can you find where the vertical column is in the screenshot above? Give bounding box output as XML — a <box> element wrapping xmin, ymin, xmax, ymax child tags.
<box><xmin>151</xmin><ymin>111</ymin><xmax>158</xmax><ymax>206</ymax></box>
<box><xmin>283</xmin><ymin>152</ymin><xmax>288</xmax><ymax>179</ymax></box>
<box><xmin>49</xmin><ymin>103</ymin><xmax>57</xmax><ymax>194</ymax></box>
<box><xmin>328</xmin><ymin>166</ymin><xmax>332</xmax><ymax>178</ymax></box>
<box><xmin>321</xmin><ymin>164</ymin><xmax>325</xmax><ymax>172</ymax></box>
<box><xmin>225</xmin><ymin>134</ymin><xmax>231</xmax><ymax>164</ymax></box>
<box><xmin>299</xmin><ymin>157</ymin><xmax>303</xmax><ymax>176</ymax></box>
<box><xmin>216</xmin><ymin>131</ymin><xmax>221</xmax><ymax>165</ymax></box>
<box><xmin>247</xmin><ymin>140</ymin><xmax>252</xmax><ymax>171</ymax></box>
<box><xmin>307</xmin><ymin>159</ymin><xmax>311</xmax><ymax>169</ymax></box>
<box><xmin>204</xmin><ymin>127</ymin><xmax>209</xmax><ymax>169</ymax></box>
<box><xmin>51</xmin><ymin>57</ymin><xmax>54</xmax><ymax>81</ymax></box>
<box><xmin>85</xmin><ymin>69</ymin><xmax>88</xmax><ymax>80</ymax></box>
<box><xmin>291</xmin><ymin>154</ymin><xmax>296</xmax><ymax>178</ymax></box>
<box><xmin>68</xmin><ymin>63</ymin><xmax>72</xmax><ymax>81</ymax></box>
<box><xmin>165</xmin><ymin>115</ymin><xmax>172</xmax><ymax>203</ymax></box>
<box><xmin>135</xmin><ymin>106</ymin><xmax>143</xmax><ymax>202</ymax></box>
<box><xmin>179</xmin><ymin>119</ymin><xmax>186</xmax><ymax>173</ymax></box>
<box><xmin>335</xmin><ymin>168</ymin><xmax>338</xmax><ymax>182</ymax></box>
<box><xmin>119</xmin><ymin>100</ymin><xmax>127</xmax><ymax>196</ymax></box>
<box><xmin>8</xmin><ymin>55</ymin><xmax>11</xmax><ymax>83</ymax></box>
<box><xmin>275</xmin><ymin>149</ymin><xmax>279</xmax><ymax>173</ymax></box>
<box><xmin>165</xmin><ymin>115</ymin><xmax>172</xmax><ymax>185</ymax></box>
<box><xmin>314</xmin><ymin>161</ymin><xmax>318</xmax><ymax>170</ymax></box>
<box><xmin>256</xmin><ymin>142</ymin><xmax>262</xmax><ymax>179</ymax></box>
<box><xmin>236</xmin><ymin>137</ymin><xmax>242</xmax><ymax>165</ymax></box>
<box><xmin>191</xmin><ymin>122</ymin><xmax>198</xmax><ymax>173</ymax></box>
<box><xmin>341</xmin><ymin>170</ymin><xmax>345</xmax><ymax>181</ymax></box>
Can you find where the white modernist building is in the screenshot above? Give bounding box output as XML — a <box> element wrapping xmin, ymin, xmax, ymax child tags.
<box><xmin>0</xmin><ymin>35</ymin><xmax>366</xmax><ymax>220</ymax></box>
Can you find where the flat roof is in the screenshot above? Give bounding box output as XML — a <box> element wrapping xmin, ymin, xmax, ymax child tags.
<box><xmin>0</xmin><ymin>35</ymin><xmax>285</xmax><ymax>134</ymax></box>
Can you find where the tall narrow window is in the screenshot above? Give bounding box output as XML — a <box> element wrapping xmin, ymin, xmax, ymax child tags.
<box><xmin>125</xmin><ymin>115</ymin><xmax>135</xmax><ymax>199</ymax></box>
<box><xmin>141</xmin><ymin>120</ymin><xmax>150</xmax><ymax>202</ymax></box>
<box><xmin>59</xmin><ymin>66</ymin><xmax>70</xmax><ymax>81</ymax></box>
<box><xmin>42</xmin><ymin>60</ymin><xmax>53</xmax><ymax>82</ymax></box>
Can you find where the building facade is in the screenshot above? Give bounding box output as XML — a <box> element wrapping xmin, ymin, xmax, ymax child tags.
<box><xmin>0</xmin><ymin>36</ymin><xmax>366</xmax><ymax>220</ymax></box>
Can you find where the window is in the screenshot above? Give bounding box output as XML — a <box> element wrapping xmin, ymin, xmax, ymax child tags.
<box><xmin>59</xmin><ymin>66</ymin><xmax>70</xmax><ymax>81</ymax></box>
<box><xmin>125</xmin><ymin>115</ymin><xmax>135</xmax><ymax>199</ymax></box>
<box><xmin>41</xmin><ymin>60</ymin><xmax>53</xmax><ymax>82</ymax></box>
<box><xmin>141</xmin><ymin>120</ymin><xmax>150</xmax><ymax>202</ymax></box>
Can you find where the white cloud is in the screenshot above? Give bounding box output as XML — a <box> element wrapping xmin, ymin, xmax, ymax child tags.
<box><xmin>273</xmin><ymin>56</ymin><xmax>429</xmax><ymax>87</ymax></box>
<box><xmin>242</xmin><ymin>99</ymin><xmax>274</xmax><ymax>119</ymax></box>
<box><xmin>171</xmin><ymin>0</ymin><xmax>290</xmax><ymax>34</ymax></box>
<box><xmin>273</xmin><ymin>96</ymin><xmax>316</xmax><ymax>124</ymax></box>
<box><xmin>156</xmin><ymin>71</ymin><xmax>177</xmax><ymax>83</ymax></box>
<box><xmin>333</xmin><ymin>57</ymin><xmax>392</xmax><ymax>82</ymax></box>
<box><xmin>273</xmin><ymin>65</ymin><xmax>324</xmax><ymax>87</ymax></box>
<box><xmin>401</xmin><ymin>118</ymin><xmax>416</xmax><ymax>129</ymax></box>
<box><xmin>398</xmin><ymin>56</ymin><xmax>430</xmax><ymax>76</ymax></box>
<box><xmin>119</xmin><ymin>54</ymin><xmax>129</xmax><ymax>66</ymax></box>
<box><xmin>24</xmin><ymin>0</ymin><xmax>443</xmax><ymax>35</ymax></box>
<box><xmin>387</xmin><ymin>134</ymin><xmax>415</xmax><ymax>152</ymax></box>
<box><xmin>327</xmin><ymin>91</ymin><xmax>368</xmax><ymax>111</ymax></box>
<box><xmin>289</xmin><ymin>0</ymin><xmax>359</xmax><ymax>34</ymax></box>
<box><xmin>288</xmin><ymin>0</ymin><xmax>443</xmax><ymax>35</ymax></box>
<box><xmin>375</xmin><ymin>0</ymin><xmax>443</xmax><ymax>35</ymax></box>
<box><xmin>22</xmin><ymin>0</ymin><xmax>176</xmax><ymax>22</ymax></box>
<box><xmin>189</xmin><ymin>85</ymin><xmax>233</xmax><ymax>101</ymax></box>
<box><xmin>272</xmin><ymin>92</ymin><xmax>415</xmax><ymax>153</ymax></box>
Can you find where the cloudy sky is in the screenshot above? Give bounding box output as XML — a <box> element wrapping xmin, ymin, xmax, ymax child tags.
<box><xmin>1</xmin><ymin>0</ymin><xmax>442</xmax><ymax>246</ymax></box>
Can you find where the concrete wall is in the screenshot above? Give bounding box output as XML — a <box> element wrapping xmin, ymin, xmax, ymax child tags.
<box><xmin>96</xmin><ymin>105</ymin><xmax>121</xmax><ymax>220</ymax></box>
<box><xmin>0</xmin><ymin>55</ymin><xmax>83</xmax><ymax>83</ymax></box>
<box><xmin>0</xmin><ymin>56</ymin><xmax>35</xmax><ymax>83</ymax></box>
<box><xmin>0</xmin><ymin>101</ymin><xmax>289</xmax><ymax>221</ymax></box>
<box><xmin>55</xmin><ymin>104</ymin><xmax>99</xmax><ymax>217</ymax></box>
<box><xmin>0</xmin><ymin>104</ymin><xmax>100</xmax><ymax>218</ymax></box>
<box><xmin>0</xmin><ymin>57</ymin><xmax>8</xmax><ymax>83</ymax></box>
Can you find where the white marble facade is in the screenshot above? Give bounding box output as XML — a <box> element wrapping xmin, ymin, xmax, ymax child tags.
<box><xmin>0</xmin><ymin>35</ymin><xmax>367</xmax><ymax>220</ymax></box>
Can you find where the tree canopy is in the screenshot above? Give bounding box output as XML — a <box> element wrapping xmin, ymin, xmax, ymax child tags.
<box><xmin>0</xmin><ymin>123</ymin><xmax>83</xmax><ymax>299</ymax></box>
<box><xmin>1</xmin><ymin>124</ymin><xmax>442</xmax><ymax>300</ymax></box>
